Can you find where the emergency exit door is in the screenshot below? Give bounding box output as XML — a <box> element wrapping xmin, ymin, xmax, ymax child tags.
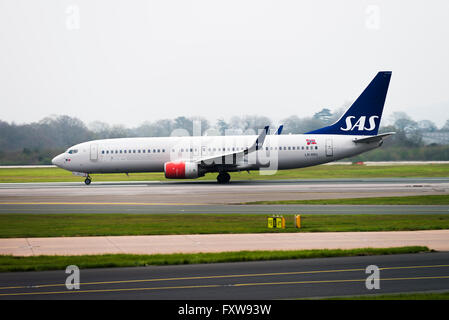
<box><xmin>325</xmin><ymin>139</ymin><xmax>333</xmax><ymax>156</ymax></box>
<box><xmin>90</xmin><ymin>144</ymin><xmax>98</xmax><ymax>161</ymax></box>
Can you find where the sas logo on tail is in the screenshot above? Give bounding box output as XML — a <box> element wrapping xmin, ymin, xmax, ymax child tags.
<box><xmin>341</xmin><ymin>116</ymin><xmax>379</xmax><ymax>131</ymax></box>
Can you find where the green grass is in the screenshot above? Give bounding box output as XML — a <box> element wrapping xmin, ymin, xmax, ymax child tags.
<box><xmin>244</xmin><ymin>195</ymin><xmax>449</xmax><ymax>205</ymax></box>
<box><xmin>1</xmin><ymin>214</ymin><xmax>449</xmax><ymax>238</ymax></box>
<box><xmin>327</xmin><ymin>291</ymin><xmax>449</xmax><ymax>300</ymax></box>
<box><xmin>0</xmin><ymin>246</ymin><xmax>430</xmax><ymax>272</ymax></box>
<box><xmin>1</xmin><ymin>164</ymin><xmax>448</xmax><ymax>183</ymax></box>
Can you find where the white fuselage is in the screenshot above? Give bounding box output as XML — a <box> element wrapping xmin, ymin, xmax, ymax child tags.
<box><xmin>52</xmin><ymin>134</ymin><xmax>380</xmax><ymax>175</ymax></box>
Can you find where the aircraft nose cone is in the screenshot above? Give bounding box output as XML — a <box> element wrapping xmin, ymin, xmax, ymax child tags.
<box><xmin>51</xmin><ymin>154</ymin><xmax>63</xmax><ymax>167</ymax></box>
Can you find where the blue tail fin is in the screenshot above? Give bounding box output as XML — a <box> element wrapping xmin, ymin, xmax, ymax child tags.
<box><xmin>306</xmin><ymin>71</ymin><xmax>392</xmax><ymax>135</ymax></box>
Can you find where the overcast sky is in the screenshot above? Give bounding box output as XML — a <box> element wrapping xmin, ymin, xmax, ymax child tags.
<box><xmin>0</xmin><ymin>0</ymin><xmax>448</xmax><ymax>128</ymax></box>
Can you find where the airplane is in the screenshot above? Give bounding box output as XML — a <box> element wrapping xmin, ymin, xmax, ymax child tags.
<box><xmin>52</xmin><ymin>71</ymin><xmax>394</xmax><ymax>185</ymax></box>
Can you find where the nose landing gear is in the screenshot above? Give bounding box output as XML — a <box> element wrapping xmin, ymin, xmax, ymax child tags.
<box><xmin>84</xmin><ymin>176</ymin><xmax>92</xmax><ymax>185</ymax></box>
<box><xmin>217</xmin><ymin>172</ymin><xmax>230</xmax><ymax>184</ymax></box>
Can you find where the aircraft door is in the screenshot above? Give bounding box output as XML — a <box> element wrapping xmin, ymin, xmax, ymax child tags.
<box><xmin>90</xmin><ymin>144</ymin><xmax>98</xmax><ymax>161</ymax></box>
<box><xmin>325</xmin><ymin>139</ymin><xmax>333</xmax><ymax>156</ymax></box>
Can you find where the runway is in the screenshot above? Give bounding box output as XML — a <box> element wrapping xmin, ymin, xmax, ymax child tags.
<box><xmin>1</xmin><ymin>178</ymin><xmax>447</xmax><ymax>215</ymax></box>
<box><xmin>0</xmin><ymin>178</ymin><xmax>448</xmax><ymax>205</ymax></box>
<box><xmin>1</xmin><ymin>252</ymin><xmax>448</xmax><ymax>299</ymax></box>
<box><xmin>0</xmin><ymin>203</ymin><xmax>448</xmax><ymax>215</ymax></box>
<box><xmin>1</xmin><ymin>178</ymin><xmax>448</xmax><ymax>300</ymax></box>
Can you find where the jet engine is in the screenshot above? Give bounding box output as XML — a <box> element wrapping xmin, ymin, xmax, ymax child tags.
<box><xmin>164</xmin><ymin>161</ymin><xmax>200</xmax><ymax>179</ymax></box>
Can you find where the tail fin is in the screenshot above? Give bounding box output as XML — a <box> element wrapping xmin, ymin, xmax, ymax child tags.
<box><xmin>306</xmin><ymin>71</ymin><xmax>392</xmax><ymax>135</ymax></box>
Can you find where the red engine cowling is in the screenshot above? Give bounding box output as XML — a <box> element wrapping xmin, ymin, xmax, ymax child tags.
<box><xmin>164</xmin><ymin>162</ymin><xmax>199</xmax><ymax>179</ymax></box>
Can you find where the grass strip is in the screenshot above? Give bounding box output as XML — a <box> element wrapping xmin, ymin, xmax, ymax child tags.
<box><xmin>1</xmin><ymin>214</ymin><xmax>449</xmax><ymax>238</ymax></box>
<box><xmin>326</xmin><ymin>291</ymin><xmax>449</xmax><ymax>300</ymax></box>
<box><xmin>244</xmin><ymin>195</ymin><xmax>449</xmax><ymax>205</ymax></box>
<box><xmin>0</xmin><ymin>213</ymin><xmax>449</xmax><ymax>238</ymax></box>
<box><xmin>1</xmin><ymin>164</ymin><xmax>448</xmax><ymax>183</ymax></box>
<box><xmin>0</xmin><ymin>246</ymin><xmax>430</xmax><ymax>272</ymax></box>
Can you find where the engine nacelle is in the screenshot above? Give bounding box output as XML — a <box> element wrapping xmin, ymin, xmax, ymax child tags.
<box><xmin>164</xmin><ymin>161</ymin><xmax>200</xmax><ymax>179</ymax></box>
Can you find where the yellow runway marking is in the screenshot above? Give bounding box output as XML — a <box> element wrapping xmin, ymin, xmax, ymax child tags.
<box><xmin>1</xmin><ymin>264</ymin><xmax>448</xmax><ymax>291</ymax></box>
<box><xmin>233</xmin><ymin>275</ymin><xmax>449</xmax><ymax>287</ymax></box>
<box><xmin>1</xmin><ymin>275</ymin><xmax>448</xmax><ymax>297</ymax></box>
<box><xmin>0</xmin><ymin>267</ymin><xmax>365</xmax><ymax>290</ymax></box>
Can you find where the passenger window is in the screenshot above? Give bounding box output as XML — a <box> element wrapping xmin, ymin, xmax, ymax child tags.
<box><xmin>138</xmin><ymin>150</ymin><xmax>141</xmax><ymax>153</ymax></box>
<box><xmin>157</xmin><ymin>149</ymin><xmax>160</xmax><ymax>153</ymax></box>
<box><xmin>288</xmin><ymin>147</ymin><xmax>291</xmax><ymax>150</ymax></box>
<box><xmin>315</xmin><ymin>146</ymin><xmax>318</xmax><ymax>150</ymax></box>
<box><xmin>301</xmin><ymin>146</ymin><xmax>304</xmax><ymax>150</ymax></box>
<box><xmin>102</xmin><ymin>151</ymin><xmax>105</xmax><ymax>154</ymax></box>
<box><xmin>124</xmin><ymin>150</ymin><xmax>127</xmax><ymax>153</ymax></box>
<box><xmin>106</xmin><ymin>151</ymin><xmax>109</xmax><ymax>154</ymax></box>
<box><xmin>162</xmin><ymin>149</ymin><xmax>165</xmax><ymax>152</ymax></box>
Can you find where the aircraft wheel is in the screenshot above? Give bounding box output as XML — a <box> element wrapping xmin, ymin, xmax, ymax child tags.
<box><xmin>84</xmin><ymin>178</ymin><xmax>91</xmax><ymax>185</ymax></box>
<box><xmin>217</xmin><ymin>172</ymin><xmax>230</xmax><ymax>184</ymax></box>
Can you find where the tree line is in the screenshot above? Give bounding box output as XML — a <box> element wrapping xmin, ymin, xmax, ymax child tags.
<box><xmin>0</xmin><ymin>110</ymin><xmax>448</xmax><ymax>165</ymax></box>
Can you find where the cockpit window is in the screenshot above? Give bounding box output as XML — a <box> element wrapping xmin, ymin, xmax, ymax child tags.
<box><xmin>68</xmin><ymin>149</ymin><xmax>78</xmax><ymax>154</ymax></box>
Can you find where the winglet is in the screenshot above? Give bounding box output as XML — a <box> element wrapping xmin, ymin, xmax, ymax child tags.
<box><xmin>275</xmin><ymin>125</ymin><xmax>283</xmax><ymax>135</ymax></box>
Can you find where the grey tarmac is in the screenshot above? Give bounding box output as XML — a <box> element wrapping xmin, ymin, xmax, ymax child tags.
<box><xmin>0</xmin><ymin>203</ymin><xmax>448</xmax><ymax>215</ymax></box>
<box><xmin>0</xmin><ymin>178</ymin><xmax>448</xmax><ymax>205</ymax></box>
<box><xmin>0</xmin><ymin>252</ymin><xmax>448</xmax><ymax>300</ymax></box>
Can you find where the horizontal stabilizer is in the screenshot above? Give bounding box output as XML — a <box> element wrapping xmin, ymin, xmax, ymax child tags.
<box><xmin>353</xmin><ymin>132</ymin><xmax>395</xmax><ymax>143</ymax></box>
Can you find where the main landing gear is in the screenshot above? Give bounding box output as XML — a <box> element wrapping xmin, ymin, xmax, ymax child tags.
<box><xmin>84</xmin><ymin>175</ymin><xmax>92</xmax><ymax>185</ymax></box>
<box><xmin>217</xmin><ymin>172</ymin><xmax>231</xmax><ymax>184</ymax></box>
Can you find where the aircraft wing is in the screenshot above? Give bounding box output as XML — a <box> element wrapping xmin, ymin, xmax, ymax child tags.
<box><xmin>353</xmin><ymin>132</ymin><xmax>395</xmax><ymax>144</ymax></box>
<box><xmin>196</xmin><ymin>126</ymin><xmax>269</xmax><ymax>168</ymax></box>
